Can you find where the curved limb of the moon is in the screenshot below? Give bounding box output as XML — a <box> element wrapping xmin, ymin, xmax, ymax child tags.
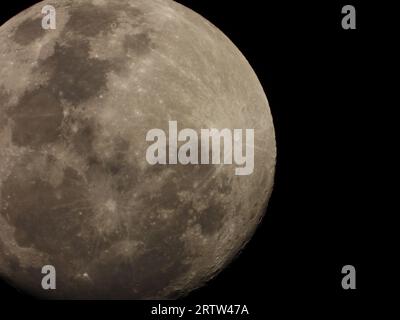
<box><xmin>0</xmin><ymin>0</ymin><xmax>276</xmax><ymax>299</ymax></box>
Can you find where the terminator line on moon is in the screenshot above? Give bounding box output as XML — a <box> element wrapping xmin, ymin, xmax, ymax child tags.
<box><xmin>0</xmin><ymin>0</ymin><xmax>276</xmax><ymax>299</ymax></box>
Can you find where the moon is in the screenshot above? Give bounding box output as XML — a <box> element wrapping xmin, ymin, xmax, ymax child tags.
<box><xmin>0</xmin><ymin>0</ymin><xmax>275</xmax><ymax>299</ymax></box>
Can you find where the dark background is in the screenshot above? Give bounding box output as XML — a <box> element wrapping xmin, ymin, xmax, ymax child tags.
<box><xmin>0</xmin><ymin>0</ymin><xmax>392</xmax><ymax>317</ymax></box>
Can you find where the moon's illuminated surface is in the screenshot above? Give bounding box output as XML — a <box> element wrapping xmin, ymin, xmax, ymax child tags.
<box><xmin>0</xmin><ymin>0</ymin><xmax>275</xmax><ymax>299</ymax></box>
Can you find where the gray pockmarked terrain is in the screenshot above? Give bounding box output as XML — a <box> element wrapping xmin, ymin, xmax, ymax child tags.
<box><xmin>0</xmin><ymin>0</ymin><xmax>276</xmax><ymax>299</ymax></box>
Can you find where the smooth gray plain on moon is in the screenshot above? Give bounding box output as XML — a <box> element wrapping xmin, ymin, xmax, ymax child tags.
<box><xmin>0</xmin><ymin>0</ymin><xmax>276</xmax><ymax>299</ymax></box>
